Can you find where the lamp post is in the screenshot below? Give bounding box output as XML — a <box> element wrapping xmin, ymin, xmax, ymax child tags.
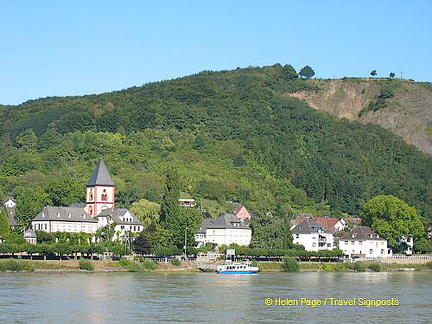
<box><xmin>184</xmin><ymin>226</ymin><xmax>188</xmax><ymax>261</ymax></box>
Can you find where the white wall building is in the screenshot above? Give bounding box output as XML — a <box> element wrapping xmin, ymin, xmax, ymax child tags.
<box><xmin>32</xmin><ymin>206</ymin><xmax>99</xmax><ymax>234</ymax></box>
<box><xmin>339</xmin><ymin>226</ymin><xmax>392</xmax><ymax>258</ymax></box>
<box><xmin>292</xmin><ymin>219</ymin><xmax>334</xmax><ymax>252</ymax></box>
<box><xmin>196</xmin><ymin>213</ymin><xmax>251</xmax><ymax>247</ymax></box>
<box><xmin>31</xmin><ymin>160</ymin><xmax>143</xmax><ymax>238</ymax></box>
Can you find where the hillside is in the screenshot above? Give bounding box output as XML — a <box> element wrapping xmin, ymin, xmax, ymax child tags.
<box><xmin>0</xmin><ymin>65</ymin><xmax>432</xmax><ymax>224</ymax></box>
<box><xmin>290</xmin><ymin>79</ymin><xmax>432</xmax><ymax>155</ymax></box>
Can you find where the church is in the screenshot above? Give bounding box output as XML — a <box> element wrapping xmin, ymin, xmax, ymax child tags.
<box><xmin>31</xmin><ymin>160</ymin><xmax>143</xmax><ymax>240</ymax></box>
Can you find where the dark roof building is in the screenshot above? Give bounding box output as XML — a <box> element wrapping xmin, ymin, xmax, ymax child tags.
<box><xmin>206</xmin><ymin>212</ymin><xmax>250</xmax><ymax>230</ymax></box>
<box><xmin>340</xmin><ymin>226</ymin><xmax>386</xmax><ymax>241</ymax></box>
<box><xmin>33</xmin><ymin>206</ymin><xmax>97</xmax><ymax>223</ymax></box>
<box><xmin>98</xmin><ymin>208</ymin><xmax>142</xmax><ymax>226</ymax></box>
<box><xmin>292</xmin><ymin>219</ymin><xmax>333</xmax><ymax>234</ymax></box>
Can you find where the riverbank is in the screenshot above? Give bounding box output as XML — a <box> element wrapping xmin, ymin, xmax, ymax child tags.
<box><xmin>1</xmin><ymin>259</ymin><xmax>431</xmax><ymax>273</ymax></box>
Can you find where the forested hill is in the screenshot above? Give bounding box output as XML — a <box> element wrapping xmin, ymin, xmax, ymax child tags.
<box><xmin>1</xmin><ymin>64</ymin><xmax>432</xmax><ymax>223</ymax></box>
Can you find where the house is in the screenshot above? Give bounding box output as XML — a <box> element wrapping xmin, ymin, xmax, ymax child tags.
<box><xmin>344</xmin><ymin>217</ymin><xmax>362</xmax><ymax>227</ymax></box>
<box><xmin>232</xmin><ymin>205</ymin><xmax>252</xmax><ymax>221</ymax></box>
<box><xmin>32</xmin><ymin>206</ymin><xmax>99</xmax><ymax>234</ymax></box>
<box><xmin>31</xmin><ymin>160</ymin><xmax>143</xmax><ymax>238</ymax></box>
<box><xmin>24</xmin><ymin>229</ymin><xmax>37</xmax><ymax>244</ymax></box>
<box><xmin>179</xmin><ymin>198</ymin><xmax>196</xmax><ymax>208</ymax></box>
<box><xmin>3</xmin><ymin>199</ymin><xmax>19</xmax><ymax>229</ymax></box>
<box><xmin>290</xmin><ymin>213</ymin><xmax>313</xmax><ymax>230</ymax></box>
<box><xmin>339</xmin><ymin>226</ymin><xmax>392</xmax><ymax>259</ymax></box>
<box><xmin>196</xmin><ymin>213</ymin><xmax>251</xmax><ymax>247</ymax></box>
<box><xmin>314</xmin><ymin>217</ymin><xmax>346</xmax><ymax>232</ymax></box>
<box><xmin>292</xmin><ymin>219</ymin><xmax>334</xmax><ymax>252</ymax></box>
<box><xmin>98</xmin><ymin>208</ymin><xmax>143</xmax><ymax>241</ymax></box>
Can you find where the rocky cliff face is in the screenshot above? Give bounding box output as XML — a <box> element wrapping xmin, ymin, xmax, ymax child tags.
<box><xmin>290</xmin><ymin>79</ymin><xmax>432</xmax><ymax>155</ymax></box>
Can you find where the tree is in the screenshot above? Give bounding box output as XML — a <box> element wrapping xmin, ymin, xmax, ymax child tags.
<box><xmin>299</xmin><ymin>65</ymin><xmax>315</xmax><ymax>79</ymax></box>
<box><xmin>44</xmin><ymin>177</ymin><xmax>84</xmax><ymax>206</ymax></box>
<box><xmin>389</xmin><ymin>72</ymin><xmax>395</xmax><ymax>78</ymax></box>
<box><xmin>131</xmin><ymin>199</ymin><xmax>160</xmax><ymax>229</ymax></box>
<box><xmin>281</xmin><ymin>64</ymin><xmax>298</xmax><ymax>80</ymax></box>
<box><xmin>362</xmin><ymin>195</ymin><xmax>426</xmax><ymax>250</ymax></box>
<box><xmin>249</xmin><ymin>213</ymin><xmax>293</xmax><ymax>249</ymax></box>
<box><xmin>15</xmin><ymin>129</ymin><xmax>38</xmax><ymax>152</ymax></box>
<box><xmin>160</xmin><ymin>167</ymin><xmax>181</xmax><ymax>225</ymax></box>
<box><xmin>0</xmin><ymin>210</ymin><xmax>11</xmax><ymax>236</ymax></box>
<box><xmin>370</xmin><ymin>70</ymin><xmax>377</xmax><ymax>77</ymax></box>
<box><xmin>14</xmin><ymin>186</ymin><xmax>51</xmax><ymax>227</ymax></box>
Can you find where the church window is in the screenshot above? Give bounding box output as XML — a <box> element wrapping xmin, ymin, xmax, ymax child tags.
<box><xmin>101</xmin><ymin>189</ymin><xmax>108</xmax><ymax>201</ymax></box>
<box><xmin>89</xmin><ymin>189</ymin><xmax>94</xmax><ymax>201</ymax></box>
<box><xmin>89</xmin><ymin>206</ymin><xmax>93</xmax><ymax>216</ymax></box>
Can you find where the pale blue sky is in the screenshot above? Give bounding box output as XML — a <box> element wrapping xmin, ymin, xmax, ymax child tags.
<box><xmin>1</xmin><ymin>0</ymin><xmax>431</xmax><ymax>105</ymax></box>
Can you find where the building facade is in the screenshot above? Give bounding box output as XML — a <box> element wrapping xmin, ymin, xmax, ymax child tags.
<box><xmin>292</xmin><ymin>219</ymin><xmax>334</xmax><ymax>252</ymax></box>
<box><xmin>31</xmin><ymin>160</ymin><xmax>142</xmax><ymax>238</ymax></box>
<box><xmin>339</xmin><ymin>226</ymin><xmax>392</xmax><ymax>258</ymax></box>
<box><xmin>196</xmin><ymin>213</ymin><xmax>251</xmax><ymax>247</ymax></box>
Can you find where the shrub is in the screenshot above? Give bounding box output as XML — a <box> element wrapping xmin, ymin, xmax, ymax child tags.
<box><xmin>319</xmin><ymin>263</ymin><xmax>334</xmax><ymax>272</ymax></box>
<box><xmin>368</xmin><ymin>262</ymin><xmax>381</xmax><ymax>272</ymax></box>
<box><xmin>353</xmin><ymin>262</ymin><xmax>366</xmax><ymax>272</ymax></box>
<box><xmin>426</xmin><ymin>261</ymin><xmax>432</xmax><ymax>270</ymax></box>
<box><xmin>4</xmin><ymin>259</ymin><xmax>24</xmax><ymax>272</ymax></box>
<box><xmin>282</xmin><ymin>257</ymin><xmax>299</xmax><ymax>272</ymax></box>
<box><xmin>79</xmin><ymin>259</ymin><xmax>94</xmax><ymax>271</ymax></box>
<box><xmin>141</xmin><ymin>260</ymin><xmax>157</xmax><ymax>271</ymax></box>
<box><xmin>170</xmin><ymin>258</ymin><xmax>181</xmax><ymax>266</ymax></box>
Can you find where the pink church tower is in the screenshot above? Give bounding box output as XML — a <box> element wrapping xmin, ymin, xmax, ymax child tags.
<box><xmin>85</xmin><ymin>160</ymin><xmax>115</xmax><ymax>217</ymax></box>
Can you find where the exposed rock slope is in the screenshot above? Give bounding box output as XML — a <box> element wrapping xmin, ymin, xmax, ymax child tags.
<box><xmin>290</xmin><ymin>79</ymin><xmax>432</xmax><ymax>155</ymax></box>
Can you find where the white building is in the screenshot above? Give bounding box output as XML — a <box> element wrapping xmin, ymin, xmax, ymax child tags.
<box><xmin>32</xmin><ymin>206</ymin><xmax>99</xmax><ymax>234</ymax></box>
<box><xmin>196</xmin><ymin>213</ymin><xmax>251</xmax><ymax>247</ymax></box>
<box><xmin>339</xmin><ymin>226</ymin><xmax>392</xmax><ymax>258</ymax></box>
<box><xmin>98</xmin><ymin>208</ymin><xmax>143</xmax><ymax>241</ymax></box>
<box><xmin>31</xmin><ymin>160</ymin><xmax>143</xmax><ymax>238</ymax></box>
<box><xmin>292</xmin><ymin>219</ymin><xmax>334</xmax><ymax>252</ymax></box>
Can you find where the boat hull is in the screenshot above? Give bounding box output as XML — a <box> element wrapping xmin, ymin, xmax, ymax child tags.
<box><xmin>217</xmin><ymin>270</ymin><xmax>259</xmax><ymax>274</ymax></box>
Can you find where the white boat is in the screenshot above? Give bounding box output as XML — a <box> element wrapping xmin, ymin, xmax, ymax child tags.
<box><xmin>216</xmin><ymin>261</ymin><xmax>259</xmax><ymax>274</ymax></box>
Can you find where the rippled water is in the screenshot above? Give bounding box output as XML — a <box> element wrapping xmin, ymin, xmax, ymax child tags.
<box><xmin>0</xmin><ymin>271</ymin><xmax>430</xmax><ymax>323</ymax></box>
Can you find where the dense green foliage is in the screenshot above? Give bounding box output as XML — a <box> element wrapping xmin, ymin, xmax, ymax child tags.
<box><xmin>0</xmin><ymin>64</ymin><xmax>432</xmax><ymax>227</ymax></box>
<box><xmin>0</xmin><ymin>210</ymin><xmax>10</xmax><ymax>236</ymax></box>
<box><xmin>249</xmin><ymin>213</ymin><xmax>293</xmax><ymax>249</ymax></box>
<box><xmin>282</xmin><ymin>257</ymin><xmax>299</xmax><ymax>272</ymax></box>
<box><xmin>79</xmin><ymin>259</ymin><xmax>94</xmax><ymax>271</ymax></box>
<box><xmin>362</xmin><ymin>195</ymin><xmax>426</xmax><ymax>250</ymax></box>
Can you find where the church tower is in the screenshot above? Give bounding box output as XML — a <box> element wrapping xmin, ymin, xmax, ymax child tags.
<box><xmin>85</xmin><ymin>160</ymin><xmax>115</xmax><ymax>217</ymax></box>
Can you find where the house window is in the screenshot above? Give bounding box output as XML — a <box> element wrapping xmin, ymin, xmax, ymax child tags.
<box><xmin>89</xmin><ymin>189</ymin><xmax>93</xmax><ymax>201</ymax></box>
<box><xmin>296</xmin><ymin>234</ymin><xmax>299</xmax><ymax>239</ymax></box>
<box><xmin>359</xmin><ymin>241</ymin><xmax>362</xmax><ymax>245</ymax></box>
<box><xmin>381</xmin><ymin>249</ymin><xmax>385</xmax><ymax>255</ymax></box>
<box><xmin>351</xmin><ymin>241</ymin><xmax>355</xmax><ymax>245</ymax></box>
<box><xmin>327</xmin><ymin>243</ymin><xmax>331</xmax><ymax>247</ymax></box>
<box><xmin>312</xmin><ymin>243</ymin><xmax>316</xmax><ymax>247</ymax></box>
<box><xmin>121</xmin><ymin>226</ymin><xmax>124</xmax><ymax>230</ymax></box>
<box><xmin>369</xmin><ymin>249</ymin><xmax>373</xmax><ymax>255</ymax></box>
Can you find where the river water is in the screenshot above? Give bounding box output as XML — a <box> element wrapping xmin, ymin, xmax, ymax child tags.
<box><xmin>0</xmin><ymin>271</ymin><xmax>430</xmax><ymax>323</ymax></box>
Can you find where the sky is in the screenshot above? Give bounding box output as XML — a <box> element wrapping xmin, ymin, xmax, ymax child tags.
<box><xmin>0</xmin><ymin>0</ymin><xmax>431</xmax><ymax>105</ymax></box>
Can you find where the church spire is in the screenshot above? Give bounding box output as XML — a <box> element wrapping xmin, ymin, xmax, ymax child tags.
<box><xmin>85</xmin><ymin>160</ymin><xmax>115</xmax><ymax>217</ymax></box>
<box><xmin>87</xmin><ymin>159</ymin><xmax>114</xmax><ymax>186</ymax></box>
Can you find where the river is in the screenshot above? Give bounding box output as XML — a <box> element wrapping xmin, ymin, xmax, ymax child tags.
<box><xmin>0</xmin><ymin>272</ymin><xmax>430</xmax><ymax>323</ymax></box>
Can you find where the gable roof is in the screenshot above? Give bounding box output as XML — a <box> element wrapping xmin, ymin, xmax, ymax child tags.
<box><xmin>87</xmin><ymin>160</ymin><xmax>114</xmax><ymax>186</ymax></box>
<box><xmin>98</xmin><ymin>208</ymin><xmax>142</xmax><ymax>226</ymax></box>
<box><xmin>340</xmin><ymin>226</ymin><xmax>386</xmax><ymax>241</ymax></box>
<box><xmin>205</xmin><ymin>213</ymin><xmax>250</xmax><ymax>230</ymax></box>
<box><xmin>33</xmin><ymin>206</ymin><xmax>97</xmax><ymax>223</ymax></box>
<box><xmin>314</xmin><ymin>217</ymin><xmax>342</xmax><ymax>230</ymax></box>
<box><xmin>292</xmin><ymin>219</ymin><xmax>333</xmax><ymax>234</ymax></box>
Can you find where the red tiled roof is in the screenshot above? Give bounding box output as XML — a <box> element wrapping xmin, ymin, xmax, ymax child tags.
<box><xmin>314</xmin><ymin>217</ymin><xmax>340</xmax><ymax>230</ymax></box>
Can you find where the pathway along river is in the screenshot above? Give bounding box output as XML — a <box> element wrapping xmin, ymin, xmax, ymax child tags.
<box><xmin>1</xmin><ymin>272</ymin><xmax>431</xmax><ymax>323</ymax></box>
